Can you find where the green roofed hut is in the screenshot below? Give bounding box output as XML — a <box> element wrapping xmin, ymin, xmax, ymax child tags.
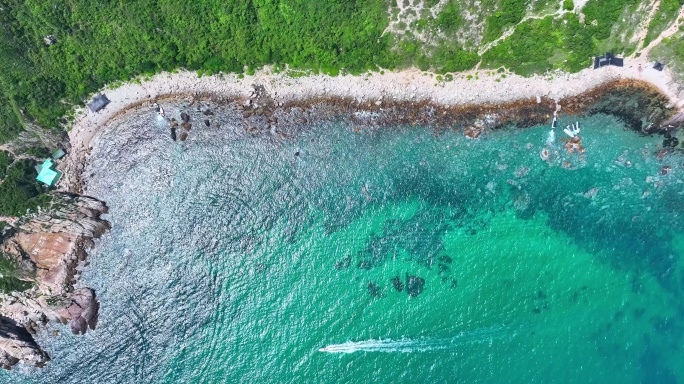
<box><xmin>52</xmin><ymin>148</ymin><xmax>65</xmax><ymax>160</ymax></box>
<box><xmin>36</xmin><ymin>159</ymin><xmax>61</xmax><ymax>187</ymax></box>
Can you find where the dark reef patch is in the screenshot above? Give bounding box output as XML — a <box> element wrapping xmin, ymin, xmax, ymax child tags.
<box><xmin>406</xmin><ymin>274</ymin><xmax>425</xmax><ymax>297</ymax></box>
<box><xmin>367</xmin><ymin>281</ymin><xmax>384</xmax><ymax>298</ymax></box>
<box><xmin>391</xmin><ymin>276</ymin><xmax>404</xmax><ymax>292</ymax></box>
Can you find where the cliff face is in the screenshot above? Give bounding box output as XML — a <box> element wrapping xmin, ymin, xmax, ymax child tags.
<box><xmin>0</xmin><ymin>193</ymin><xmax>109</xmax><ymax>370</ymax></box>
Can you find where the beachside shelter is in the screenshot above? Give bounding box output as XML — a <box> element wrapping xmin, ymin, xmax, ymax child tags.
<box><xmin>654</xmin><ymin>62</ymin><xmax>665</xmax><ymax>71</ymax></box>
<box><xmin>594</xmin><ymin>52</ymin><xmax>624</xmax><ymax>69</ymax></box>
<box><xmin>87</xmin><ymin>94</ymin><xmax>110</xmax><ymax>112</ymax></box>
<box><xmin>51</xmin><ymin>148</ymin><xmax>65</xmax><ymax>160</ymax></box>
<box><xmin>36</xmin><ymin>159</ymin><xmax>61</xmax><ymax>187</ymax></box>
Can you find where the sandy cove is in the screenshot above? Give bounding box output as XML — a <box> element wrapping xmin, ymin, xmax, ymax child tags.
<box><xmin>60</xmin><ymin>60</ymin><xmax>684</xmax><ymax>192</ymax></box>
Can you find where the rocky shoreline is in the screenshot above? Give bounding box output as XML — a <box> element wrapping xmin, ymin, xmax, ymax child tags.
<box><xmin>2</xmin><ymin>76</ymin><xmax>683</xmax><ymax>371</ymax></box>
<box><xmin>70</xmin><ymin>78</ymin><xmax>684</xmax><ymax>176</ymax></box>
<box><xmin>0</xmin><ymin>194</ymin><xmax>109</xmax><ymax>370</ymax></box>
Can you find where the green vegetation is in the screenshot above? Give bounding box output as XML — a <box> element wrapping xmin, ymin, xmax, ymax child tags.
<box><xmin>584</xmin><ymin>0</ymin><xmax>642</xmax><ymax>41</ymax></box>
<box><xmin>0</xmin><ymin>159</ymin><xmax>51</xmax><ymax>217</ymax></box>
<box><xmin>24</xmin><ymin>147</ymin><xmax>51</xmax><ymax>159</ymax></box>
<box><xmin>0</xmin><ymin>0</ymin><xmax>393</xmax><ymax>130</ymax></box>
<box><xmin>563</xmin><ymin>0</ymin><xmax>575</xmax><ymax>10</ymax></box>
<box><xmin>481</xmin><ymin>14</ymin><xmax>595</xmax><ymax>75</ymax></box>
<box><xmin>0</xmin><ymin>92</ymin><xmax>23</xmax><ymax>145</ymax></box>
<box><xmin>435</xmin><ymin>0</ymin><xmax>464</xmax><ymax>34</ymax></box>
<box><xmin>0</xmin><ymin>150</ymin><xmax>12</xmax><ymax>179</ymax></box>
<box><xmin>480</xmin><ymin>0</ymin><xmax>658</xmax><ymax>77</ymax></box>
<box><xmin>651</xmin><ymin>31</ymin><xmax>684</xmax><ymax>80</ymax></box>
<box><xmin>0</xmin><ymin>254</ymin><xmax>33</xmax><ymax>294</ymax></box>
<box><xmin>482</xmin><ymin>0</ymin><xmax>530</xmax><ymax>43</ymax></box>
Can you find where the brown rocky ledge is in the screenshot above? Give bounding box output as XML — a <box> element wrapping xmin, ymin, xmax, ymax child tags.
<box><xmin>0</xmin><ymin>193</ymin><xmax>109</xmax><ymax>370</ymax></box>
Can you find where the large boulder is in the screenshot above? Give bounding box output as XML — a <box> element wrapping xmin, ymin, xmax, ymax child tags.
<box><xmin>59</xmin><ymin>288</ymin><xmax>99</xmax><ymax>335</ymax></box>
<box><xmin>0</xmin><ymin>315</ymin><xmax>49</xmax><ymax>369</ymax></box>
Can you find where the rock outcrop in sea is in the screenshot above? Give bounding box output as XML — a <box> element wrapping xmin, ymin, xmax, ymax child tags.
<box><xmin>0</xmin><ymin>193</ymin><xmax>109</xmax><ymax>370</ymax></box>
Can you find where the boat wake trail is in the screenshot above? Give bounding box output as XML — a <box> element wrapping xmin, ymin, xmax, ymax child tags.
<box><xmin>318</xmin><ymin>325</ymin><xmax>517</xmax><ymax>354</ymax></box>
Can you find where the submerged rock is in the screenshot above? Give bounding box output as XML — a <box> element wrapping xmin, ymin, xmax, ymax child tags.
<box><xmin>334</xmin><ymin>256</ymin><xmax>351</xmax><ymax>270</ymax></box>
<box><xmin>405</xmin><ymin>274</ymin><xmax>425</xmax><ymax>297</ymax></box>
<box><xmin>663</xmin><ymin>134</ymin><xmax>679</xmax><ymax>148</ymax></box>
<box><xmin>367</xmin><ymin>282</ymin><xmax>384</xmax><ymax>298</ymax></box>
<box><xmin>583</xmin><ymin>187</ymin><xmax>600</xmax><ymax>199</ymax></box>
<box><xmin>464</xmin><ymin>126</ymin><xmax>482</xmax><ymax>139</ymax></box>
<box><xmin>391</xmin><ymin>276</ymin><xmax>404</xmax><ymax>292</ymax></box>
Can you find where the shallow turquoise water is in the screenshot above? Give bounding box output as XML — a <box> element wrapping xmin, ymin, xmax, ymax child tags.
<box><xmin>5</xmin><ymin>110</ymin><xmax>684</xmax><ymax>383</ymax></box>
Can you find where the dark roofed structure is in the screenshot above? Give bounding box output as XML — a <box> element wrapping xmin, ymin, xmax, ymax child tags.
<box><xmin>87</xmin><ymin>94</ymin><xmax>110</xmax><ymax>112</ymax></box>
<box><xmin>654</xmin><ymin>62</ymin><xmax>665</xmax><ymax>71</ymax></box>
<box><xmin>594</xmin><ymin>52</ymin><xmax>624</xmax><ymax>69</ymax></box>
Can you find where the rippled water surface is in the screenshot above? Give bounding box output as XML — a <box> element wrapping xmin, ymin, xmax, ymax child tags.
<box><xmin>5</xmin><ymin>106</ymin><xmax>684</xmax><ymax>383</ymax></box>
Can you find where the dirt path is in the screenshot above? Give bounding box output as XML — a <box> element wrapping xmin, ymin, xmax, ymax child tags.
<box><xmin>636</xmin><ymin>4</ymin><xmax>684</xmax><ymax>58</ymax></box>
<box><xmin>477</xmin><ymin>10</ymin><xmax>570</xmax><ymax>58</ymax></box>
<box><xmin>632</xmin><ymin>0</ymin><xmax>662</xmax><ymax>51</ymax></box>
<box><xmin>0</xmin><ymin>144</ymin><xmax>45</xmax><ymax>162</ymax></box>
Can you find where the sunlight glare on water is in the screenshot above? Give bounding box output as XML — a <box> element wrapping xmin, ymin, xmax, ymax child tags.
<box><xmin>6</xmin><ymin>107</ymin><xmax>684</xmax><ymax>384</ymax></box>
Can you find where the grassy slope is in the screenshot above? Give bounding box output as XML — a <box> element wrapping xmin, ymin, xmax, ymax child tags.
<box><xmin>643</xmin><ymin>0</ymin><xmax>684</xmax><ymax>46</ymax></box>
<box><xmin>650</xmin><ymin>28</ymin><xmax>684</xmax><ymax>80</ymax></box>
<box><xmin>0</xmin><ymin>254</ymin><xmax>33</xmax><ymax>294</ymax></box>
<box><xmin>0</xmin><ymin>158</ymin><xmax>51</xmax><ymax>217</ymax></box>
<box><xmin>0</xmin><ymin>92</ymin><xmax>23</xmax><ymax>145</ymax></box>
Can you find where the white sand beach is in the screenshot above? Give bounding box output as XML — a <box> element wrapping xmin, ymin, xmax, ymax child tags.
<box><xmin>61</xmin><ymin>57</ymin><xmax>683</xmax><ymax>192</ymax></box>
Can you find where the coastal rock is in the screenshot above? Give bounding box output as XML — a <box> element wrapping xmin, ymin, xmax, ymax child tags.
<box><xmin>660</xmin><ymin>111</ymin><xmax>684</xmax><ymax>129</ymax></box>
<box><xmin>0</xmin><ymin>315</ymin><xmax>49</xmax><ymax>369</ymax></box>
<box><xmin>55</xmin><ymin>288</ymin><xmax>99</xmax><ymax>335</ymax></box>
<box><xmin>4</xmin><ymin>194</ymin><xmax>110</xmax><ymax>295</ymax></box>
<box><xmin>464</xmin><ymin>126</ymin><xmax>482</xmax><ymax>139</ymax></box>
<box><xmin>0</xmin><ymin>194</ymin><xmax>108</xmax><ymax>370</ymax></box>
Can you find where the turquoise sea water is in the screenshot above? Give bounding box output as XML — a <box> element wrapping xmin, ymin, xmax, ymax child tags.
<box><xmin>5</xmin><ymin>109</ymin><xmax>684</xmax><ymax>383</ymax></box>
